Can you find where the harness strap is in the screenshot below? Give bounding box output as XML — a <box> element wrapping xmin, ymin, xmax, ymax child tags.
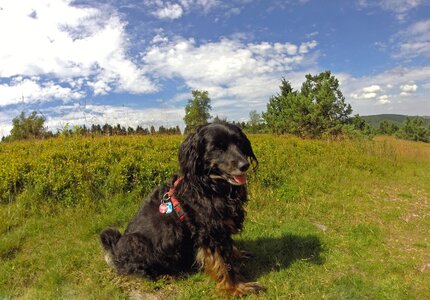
<box><xmin>168</xmin><ymin>177</ymin><xmax>185</xmax><ymax>221</ymax></box>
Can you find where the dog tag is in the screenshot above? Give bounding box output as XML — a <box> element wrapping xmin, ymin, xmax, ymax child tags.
<box><xmin>159</xmin><ymin>202</ymin><xmax>173</xmax><ymax>214</ymax></box>
<box><xmin>166</xmin><ymin>202</ymin><xmax>173</xmax><ymax>214</ymax></box>
<box><xmin>159</xmin><ymin>203</ymin><xmax>168</xmax><ymax>214</ymax></box>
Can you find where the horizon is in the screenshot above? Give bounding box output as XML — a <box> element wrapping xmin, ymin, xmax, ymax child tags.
<box><xmin>1</xmin><ymin>0</ymin><xmax>430</xmax><ymax>137</ymax></box>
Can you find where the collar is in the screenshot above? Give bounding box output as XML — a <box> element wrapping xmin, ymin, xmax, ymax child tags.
<box><xmin>167</xmin><ymin>176</ymin><xmax>185</xmax><ymax>221</ymax></box>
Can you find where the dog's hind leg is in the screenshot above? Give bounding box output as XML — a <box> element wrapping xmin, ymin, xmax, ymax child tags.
<box><xmin>111</xmin><ymin>232</ymin><xmax>157</xmax><ymax>276</ymax></box>
<box><xmin>100</xmin><ymin>228</ymin><xmax>122</xmax><ymax>269</ymax></box>
<box><xmin>99</xmin><ymin>230</ymin><xmax>157</xmax><ymax>277</ymax></box>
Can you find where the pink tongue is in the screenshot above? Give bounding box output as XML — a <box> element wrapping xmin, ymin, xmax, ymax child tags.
<box><xmin>233</xmin><ymin>174</ymin><xmax>247</xmax><ymax>185</ymax></box>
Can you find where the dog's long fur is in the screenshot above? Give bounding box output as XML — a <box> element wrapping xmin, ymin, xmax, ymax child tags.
<box><xmin>100</xmin><ymin>123</ymin><xmax>265</xmax><ymax>295</ymax></box>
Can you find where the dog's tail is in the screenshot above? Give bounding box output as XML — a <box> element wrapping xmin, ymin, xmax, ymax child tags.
<box><xmin>100</xmin><ymin>228</ymin><xmax>122</xmax><ymax>252</ymax></box>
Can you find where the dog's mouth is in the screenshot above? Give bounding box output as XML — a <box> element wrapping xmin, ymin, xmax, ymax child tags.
<box><xmin>229</xmin><ymin>174</ymin><xmax>247</xmax><ymax>185</ymax></box>
<box><xmin>210</xmin><ymin>172</ymin><xmax>247</xmax><ymax>185</ymax></box>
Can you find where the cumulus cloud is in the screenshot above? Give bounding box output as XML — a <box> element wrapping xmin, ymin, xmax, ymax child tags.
<box><xmin>299</xmin><ymin>41</ymin><xmax>318</xmax><ymax>54</ymax></box>
<box><xmin>341</xmin><ymin>66</ymin><xmax>429</xmax><ymax>114</ymax></box>
<box><xmin>400</xmin><ymin>83</ymin><xmax>418</xmax><ymax>92</ymax></box>
<box><xmin>362</xmin><ymin>85</ymin><xmax>381</xmax><ymax>93</ymax></box>
<box><xmin>363</xmin><ymin>92</ymin><xmax>377</xmax><ymax>99</ymax></box>
<box><xmin>378</xmin><ymin>95</ymin><xmax>391</xmax><ymax>104</ymax></box>
<box><xmin>143</xmin><ymin>37</ymin><xmax>317</xmax><ymax>84</ymax></box>
<box><xmin>0</xmin><ymin>78</ymin><xmax>85</xmax><ymax>106</ymax></box>
<box><xmin>0</xmin><ymin>0</ymin><xmax>157</xmax><ymax>106</ymax></box>
<box><xmin>153</xmin><ymin>3</ymin><xmax>184</xmax><ymax>19</ymax></box>
<box><xmin>142</xmin><ymin>37</ymin><xmax>318</xmax><ymax>112</ymax></box>
<box><xmin>0</xmin><ymin>0</ymin><xmax>320</xmax><ymax>133</ymax></box>
<box><xmin>350</xmin><ymin>84</ymin><xmax>381</xmax><ymax>100</ymax></box>
<box><xmin>145</xmin><ymin>0</ymin><xmax>219</xmax><ymax>19</ymax></box>
<box><xmin>0</xmin><ymin>110</ymin><xmax>15</xmax><ymax>138</ymax></box>
<box><xmin>399</xmin><ymin>83</ymin><xmax>418</xmax><ymax>96</ymax></box>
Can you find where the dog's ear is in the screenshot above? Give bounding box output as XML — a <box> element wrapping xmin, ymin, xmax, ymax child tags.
<box><xmin>179</xmin><ymin>128</ymin><xmax>204</xmax><ymax>176</ymax></box>
<box><xmin>238</xmin><ymin>129</ymin><xmax>258</xmax><ymax>170</ymax></box>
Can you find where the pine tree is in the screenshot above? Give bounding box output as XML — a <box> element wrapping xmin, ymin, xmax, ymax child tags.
<box><xmin>263</xmin><ymin>72</ymin><xmax>353</xmax><ymax>138</ymax></box>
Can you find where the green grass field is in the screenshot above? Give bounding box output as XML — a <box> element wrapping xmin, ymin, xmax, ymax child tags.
<box><xmin>1</xmin><ymin>135</ymin><xmax>429</xmax><ymax>299</ymax></box>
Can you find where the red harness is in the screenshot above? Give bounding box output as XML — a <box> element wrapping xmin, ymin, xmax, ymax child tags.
<box><xmin>165</xmin><ymin>176</ymin><xmax>186</xmax><ymax>221</ymax></box>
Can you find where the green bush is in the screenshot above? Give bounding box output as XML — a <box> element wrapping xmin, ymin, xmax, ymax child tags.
<box><xmin>0</xmin><ymin>136</ymin><xmax>180</xmax><ymax>205</ymax></box>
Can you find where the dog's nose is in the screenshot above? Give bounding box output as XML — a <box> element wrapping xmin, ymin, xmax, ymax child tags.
<box><xmin>238</xmin><ymin>160</ymin><xmax>250</xmax><ymax>172</ymax></box>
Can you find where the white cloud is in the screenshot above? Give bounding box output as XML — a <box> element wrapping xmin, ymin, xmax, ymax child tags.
<box><xmin>146</xmin><ymin>0</ymin><xmax>219</xmax><ymax>20</ymax></box>
<box><xmin>0</xmin><ymin>0</ymin><xmax>320</xmax><ymax>129</ymax></box>
<box><xmin>299</xmin><ymin>40</ymin><xmax>318</xmax><ymax>54</ymax></box>
<box><xmin>358</xmin><ymin>0</ymin><xmax>423</xmax><ymax>20</ymax></box>
<box><xmin>363</xmin><ymin>92</ymin><xmax>377</xmax><ymax>99</ymax></box>
<box><xmin>407</xmin><ymin>19</ymin><xmax>430</xmax><ymax>35</ymax></box>
<box><xmin>0</xmin><ymin>78</ymin><xmax>84</xmax><ymax>106</ymax></box>
<box><xmin>378</xmin><ymin>95</ymin><xmax>391</xmax><ymax>104</ymax></box>
<box><xmin>153</xmin><ymin>3</ymin><xmax>184</xmax><ymax>19</ymax></box>
<box><xmin>142</xmin><ymin>37</ymin><xmax>319</xmax><ymax>113</ymax></box>
<box><xmin>152</xmin><ymin>34</ymin><xmax>169</xmax><ymax>44</ymax></box>
<box><xmin>349</xmin><ymin>84</ymin><xmax>382</xmax><ymax>100</ymax></box>
<box><xmin>180</xmin><ymin>0</ymin><xmax>219</xmax><ymax>13</ymax></box>
<box><xmin>143</xmin><ymin>38</ymin><xmax>317</xmax><ymax>84</ymax></box>
<box><xmin>380</xmin><ymin>0</ymin><xmax>422</xmax><ymax>20</ymax></box>
<box><xmin>0</xmin><ymin>110</ymin><xmax>15</xmax><ymax>138</ymax></box>
<box><xmin>395</xmin><ymin>19</ymin><xmax>430</xmax><ymax>58</ymax></box>
<box><xmin>400</xmin><ymin>84</ymin><xmax>418</xmax><ymax>92</ymax></box>
<box><xmin>399</xmin><ymin>83</ymin><xmax>418</xmax><ymax>96</ymax></box>
<box><xmin>340</xmin><ymin>66</ymin><xmax>430</xmax><ymax>115</ymax></box>
<box><xmin>362</xmin><ymin>85</ymin><xmax>381</xmax><ymax>93</ymax></box>
<box><xmin>0</xmin><ymin>0</ymin><xmax>157</xmax><ymax>106</ymax></box>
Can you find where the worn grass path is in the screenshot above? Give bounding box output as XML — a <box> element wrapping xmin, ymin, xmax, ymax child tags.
<box><xmin>1</xmin><ymin>135</ymin><xmax>429</xmax><ymax>299</ymax></box>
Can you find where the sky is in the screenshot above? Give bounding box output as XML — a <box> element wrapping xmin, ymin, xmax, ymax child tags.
<box><xmin>0</xmin><ymin>0</ymin><xmax>430</xmax><ymax>136</ymax></box>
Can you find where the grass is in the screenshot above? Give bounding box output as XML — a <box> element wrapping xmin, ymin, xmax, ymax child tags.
<box><xmin>1</xmin><ymin>135</ymin><xmax>429</xmax><ymax>299</ymax></box>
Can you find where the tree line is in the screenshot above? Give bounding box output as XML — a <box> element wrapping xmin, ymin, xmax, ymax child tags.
<box><xmin>379</xmin><ymin>117</ymin><xmax>430</xmax><ymax>143</ymax></box>
<box><xmin>2</xmin><ymin>112</ymin><xmax>181</xmax><ymax>142</ymax></box>
<box><xmin>3</xmin><ymin>70</ymin><xmax>430</xmax><ymax>143</ymax></box>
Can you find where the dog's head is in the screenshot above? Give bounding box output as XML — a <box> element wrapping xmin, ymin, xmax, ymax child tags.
<box><xmin>179</xmin><ymin>122</ymin><xmax>257</xmax><ymax>185</ymax></box>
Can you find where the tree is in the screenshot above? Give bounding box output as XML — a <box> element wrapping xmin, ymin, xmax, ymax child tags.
<box><xmin>9</xmin><ymin>111</ymin><xmax>46</xmax><ymax>141</ymax></box>
<box><xmin>183</xmin><ymin>90</ymin><xmax>212</xmax><ymax>133</ymax></box>
<box><xmin>102</xmin><ymin>123</ymin><xmax>113</xmax><ymax>136</ymax></box>
<box><xmin>247</xmin><ymin>110</ymin><xmax>263</xmax><ymax>133</ymax></box>
<box><xmin>150</xmin><ymin>125</ymin><xmax>156</xmax><ymax>134</ymax></box>
<box><xmin>91</xmin><ymin>124</ymin><xmax>102</xmax><ymax>135</ymax></box>
<box><xmin>212</xmin><ymin>115</ymin><xmax>227</xmax><ymax>124</ymax></box>
<box><xmin>263</xmin><ymin>79</ymin><xmax>298</xmax><ymax>134</ymax></box>
<box><xmin>263</xmin><ymin>72</ymin><xmax>353</xmax><ymax>138</ymax></box>
<box><xmin>300</xmin><ymin>71</ymin><xmax>352</xmax><ymax>137</ymax></box>
<box><xmin>396</xmin><ymin>117</ymin><xmax>429</xmax><ymax>142</ymax></box>
<box><xmin>379</xmin><ymin>120</ymin><xmax>399</xmax><ymax>135</ymax></box>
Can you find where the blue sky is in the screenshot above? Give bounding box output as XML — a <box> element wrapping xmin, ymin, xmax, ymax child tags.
<box><xmin>1</xmin><ymin>0</ymin><xmax>430</xmax><ymax>136</ymax></box>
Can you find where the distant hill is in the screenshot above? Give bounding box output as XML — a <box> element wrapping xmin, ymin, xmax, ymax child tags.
<box><xmin>362</xmin><ymin>114</ymin><xmax>430</xmax><ymax>128</ymax></box>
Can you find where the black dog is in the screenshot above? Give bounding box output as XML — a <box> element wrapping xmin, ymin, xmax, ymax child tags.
<box><xmin>100</xmin><ymin>122</ymin><xmax>265</xmax><ymax>296</ymax></box>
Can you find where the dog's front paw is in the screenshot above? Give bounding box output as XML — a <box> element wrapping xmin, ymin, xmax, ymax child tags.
<box><xmin>232</xmin><ymin>282</ymin><xmax>267</xmax><ymax>296</ymax></box>
<box><xmin>232</xmin><ymin>246</ymin><xmax>253</xmax><ymax>260</ymax></box>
